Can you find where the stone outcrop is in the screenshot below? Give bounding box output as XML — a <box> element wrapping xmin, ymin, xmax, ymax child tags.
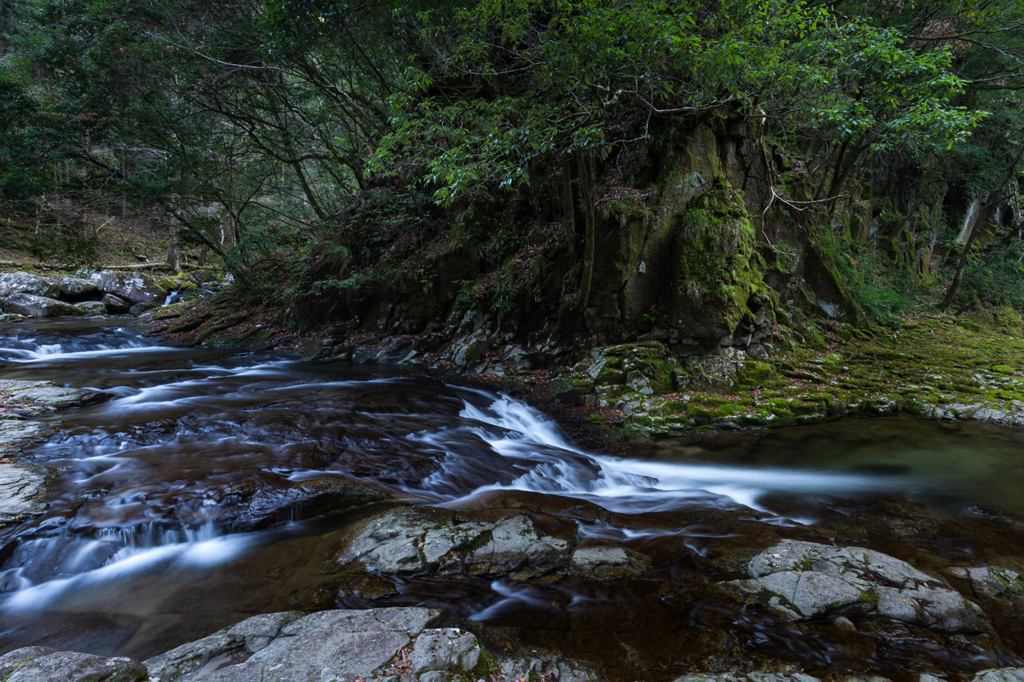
<box><xmin>719</xmin><ymin>540</ymin><xmax>988</xmax><ymax>634</ymax></box>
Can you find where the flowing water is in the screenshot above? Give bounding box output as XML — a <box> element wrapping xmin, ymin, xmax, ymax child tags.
<box><xmin>2</xmin><ymin>317</ymin><xmax>1024</xmax><ymax>679</ymax></box>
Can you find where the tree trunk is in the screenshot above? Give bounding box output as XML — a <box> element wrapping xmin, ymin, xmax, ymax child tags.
<box><xmin>575</xmin><ymin>149</ymin><xmax>596</xmax><ymax>314</ymax></box>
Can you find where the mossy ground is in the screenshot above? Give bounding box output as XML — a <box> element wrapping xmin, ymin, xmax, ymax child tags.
<box><xmin>556</xmin><ymin>313</ymin><xmax>1024</xmax><ymax>438</ymax></box>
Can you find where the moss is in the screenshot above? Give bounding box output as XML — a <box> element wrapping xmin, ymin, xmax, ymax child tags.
<box><xmin>738</xmin><ymin>361</ymin><xmax>775</xmax><ymax>384</ymax></box>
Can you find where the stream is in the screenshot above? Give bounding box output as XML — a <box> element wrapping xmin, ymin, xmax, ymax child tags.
<box><xmin>2</xmin><ymin>317</ymin><xmax>1024</xmax><ymax>680</ymax></box>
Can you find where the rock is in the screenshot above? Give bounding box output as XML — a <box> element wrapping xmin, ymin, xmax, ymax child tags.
<box><xmin>2</xmin><ymin>293</ymin><xmax>85</xmax><ymax>318</ymax></box>
<box><xmin>0</xmin><ymin>463</ymin><xmax>49</xmax><ymax>522</ymax></box>
<box><xmin>973</xmin><ymin>670</ymin><xmax>1024</xmax><ymax>682</ymax></box>
<box><xmin>0</xmin><ymin>419</ymin><xmax>44</xmax><ymax>451</ymax></box>
<box><xmin>341</xmin><ymin>507</ymin><xmax>491</xmax><ymax>575</ymax></box>
<box><xmin>947</xmin><ymin>566</ymin><xmax>1024</xmax><ymax>604</ymax></box>
<box><xmin>340</xmin><ymin>507</ymin><xmax>577</xmax><ymax>579</ymax></box>
<box><xmin>143</xmin><ymin>611</ymin><xmax>304</xmax><ymax>681</ymax></box>
<box><xmin>720</xmin><ymin>539</ymin><xmax>987</xmax><ymax>633</ymax></box>
<box><xmin>0</xmin><ymin>313</ymin><xmax>26</xmax><ymax>323</ymax></box>
<box><xmin>0</xmin><ymin>380</ymin><xmax>113</xmax><ymax>417</ymax></box>
<box><xmin>0</xmin><ymin>647</ymin><xmax>147</xmax><ymax>682</ymax></box>
<box><xmin>102</xmin><ymin>294</ymin><xmax>132</xmax><ymax>313</ymax></box>
<box><xmin>144</xmin><ymin>607</ymin><xmax>445</xmax><ymax>682</ymax></box>
<box><xmin>88</xmin><ymin>270</ymin><xmax>167</xmax><ymax>305</ymax></box>
<box><xmin>408</xmin><ymin>628</ymin><xmax>481</xmax><ymax>676</ymax></box>
<box><xmin>0</xmin><ymin>646</ymin><xmax>54</xmax><ymax>679</ymax></box>
<box><xmin>56</xmin><ymin>275</ymin><xmax>98</xmax><ymax>299</ymax></box>
<box><xmin>77</xmin><ymin>300</ymin><xmax>109</xmax><ymax>315</ymax></box>
<box><xmin>570</xmin><ymin>546</ymin><xmax>650</xmax><ymax>579</ymax></box>
<box><xmin>228</xmin><ymin>477</ymin><xmax>387</xmax><ymax>531</ymax></box>
<box><xmin>970</xmin><ymin>667</ymin><xmax>1024</xmax><ymax>679</ymax></box>
<box><xmin>129</xmin><ymin>302</ymin><xmax>157</xmax><ymax>316</ymax></box>
<box><xmin>672</xmin><ymin>674</ymin><xmax>820</xmax><ymax>682</ymax></box>
<box><xmin>467</xmin><ymin>513</ymin><xmax>570</xmax><ymax>577</ymax></box>
<box><xmin>0</xmin><ymin>272</ymin><xmax>61</xmax><ymax>299</ymax></box>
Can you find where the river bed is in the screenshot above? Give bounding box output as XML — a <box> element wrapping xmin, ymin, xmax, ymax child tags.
<box><xmin>1</xmin><ymin>318</ymin><xmax>1024</xmax><ymax>680</ymax></box>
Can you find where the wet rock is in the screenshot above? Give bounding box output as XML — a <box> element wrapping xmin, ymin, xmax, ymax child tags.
<box><xmin>0</xmin><ymin>647</ymin><xmax>147</xmax><ymax>682</ymax></box>
<box><xmin>468</xmin><ymin>513</ymin><xmax>569</xmax><ymax>577</ymax></box>
<box><xmin>570</xmin><ymin>546</ymin><xmax>650</xmax><ymax>579</ymax></box>
<box><xmin>973</xmin><ymin>670</ymin><xmax>1024</xmax><ymax>682</ymax></box>
<box><xmin>0</xmin><ymin>313</ymin><xmax>26</xmax><ymax>323</ymax></box>
<box><xmin>720</xmin><ymin>539</ymin><xmax>987</xmax><ymax>633</ymax></box>
<box><xmin>102</xmin><ymin>294</ymin><xmax>132</xmax><ymax>314</ymax></box>
<box><xmin>672</xmin><ymin>674</ymin><xmax>820</xmax><ymax>681</ymax></box>
<box><xmin>2</xmin><ymin>293</ymin><xmax>85</xmax><ymax>318</ymax></box>
<box><xmin>0</xmin><ymin>463</ymin><xmax>49</xmax><ymax>522</ymax></box>
<box><xmin>0</xmin><ymin>380</ymin><xmax>113</xmax><ymax>417</ymax></box>
<box><xmin>341</xmin><ymin>507</ymin><xmax>490</xmax><ymax>575</ymax></box>
<box><xmin>78</xmin><ymin>300</ymin><xmax>108</xmax><ymax>315</ymax></box>
<box><xmin>145</xmin><ymin>608</ymin><xmax>444</xmax><ymax>682</ymax></box>
<box><xmin>87</xmin><ymin>270</ymin><xmax>167</xmax><ymax>305</ymax></box>
<box><xmin>947</xmin><ymin>566</ymin><xmax>1024</xmax><ymax>604</ymax></box>
<box><xmin>229</xmin><ymin>477</ymin><xmax>388</xmax><ymax>531</ymax></box>
<box><xmin>0</xmin><ymin>272</ymin><xmax>61</xmax><ymax>299</ymax></box>
<box><xmin>56</xmin><ymin>275</ymin><xmax>98</xmax><ymax>299</ymax></box>
<box><xmin>340</xmin><ymin>507</ymin><xmax>578</xmax><ymax>579</ymax></box>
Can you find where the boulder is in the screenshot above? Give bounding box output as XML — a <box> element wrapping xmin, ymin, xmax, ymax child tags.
<box><xmin>0</xmin><ymin>272</ymin><xmax>61</xmax><ymax>299</ymax></box>
<box><xmin>2</xmin><ymin>293</ymin><xmax>85</xmax><ymax>318</ymax></box>
<box><xmin>340</xmin><ymin>507</ymin><xmax>575</xmax><ymax>579</ymax></box>
<box><xmin>56</xmin><ymin>275</ymin><xmax>98</xmax><ymax>299</ymax></box>
<box><xmin>78</xmin><ymin>300</ymin><xmax>109</xmax><ymax>315</ymax></box>
<box><xmin>88</xmin><ymin>270</ymin><xmax>167</xmax><ymax>305</ymax></box>
<box><xmin>0</xmin><ymin>647</ymin><xmax>147</xmax><ymax>682</ymax></box>
<box><xmin>102</xmin><ymin>294</ymin><xmax>132</xmax><ymax>314</ymax></box>
<box><xmin>719</xmin><ymin>539</ymin><xmax>987</xmax><ymax>633</ymax></box>
<box><xmin>0</xmin><ymin>462</ymin><xmax>50</xmax><ymax>522</ymax></box>
<box><xmin>143</xmin><ymin>608</ymin><xmax>450</xmax><ymax>682</ymax></box>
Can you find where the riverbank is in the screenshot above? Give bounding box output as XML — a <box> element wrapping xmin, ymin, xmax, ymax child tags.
<box><xmin>143</xmin><ymin>291</ymin><xmax>1024</xmax><ymax>442</ymax></box>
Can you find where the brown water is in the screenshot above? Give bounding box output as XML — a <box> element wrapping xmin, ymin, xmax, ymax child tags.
<box><xmin>2</xmin><ymin>318</ymin><xmax>1024</xmax><ymax>680</ymax></box>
